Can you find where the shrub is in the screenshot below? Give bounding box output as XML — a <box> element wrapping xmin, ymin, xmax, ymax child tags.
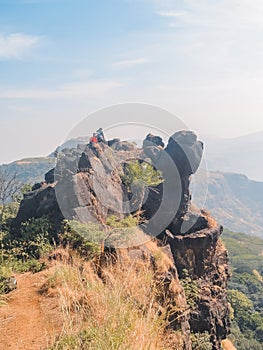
<box><xmin>2</xmin><ymin>217</ymin><xmax>53</xmax><ymax>262</ymax></box>
<box><xmin>0</xmin><ymin>202</ymin><xmax>19</xmax><ymax>231</ymax></box>
<box><xmin>121</xmin><ymin>160</ymin><xmax>163</xmax><ymax>190</ymax></box>
<box><xmin>106</xmin><ymin>214</ymin><xmax>139</xmax><ymax>228</ymax></box>
<box><xmin>0</xmin><ymin>216</ymin><xmax>52</xmax><ymax>283</ymax></box>
<box><xmin>191</xmin><ymin>332</ymin><xmax>213</xmax><ymax>350</ymax></box>
<box><xmin>229</xmin><ymin>321</ymin><xmax>263</xmax><ymax>350</ymax></box>
<box><xmin>181</xmin><ymin>269</ymin><xmax>199</xmax><ymax>309</ymax></box>
<box><xmin>62</xmin><ymin>220</ymin><xmax>104</xmax><ymax>259</ymax></box>
<box><xmin>0</xmin><ymin>265</ymin><xmax>12</xmax><ymax>295</ymax></box>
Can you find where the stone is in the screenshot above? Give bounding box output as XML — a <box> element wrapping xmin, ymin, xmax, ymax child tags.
<box><xmin>11</xmin><ymin>130</ymin><xmax>231</xmax><ymax>349</ymax></box>
<box><xmin>143</xmin><ymin>133</ymin><xmax>165</xmax><ymax>148</ymax></box>
<box><xmin>45</xmin><ymin>168</ymin><xmax>55</xmax><ymax>184</ymax></box>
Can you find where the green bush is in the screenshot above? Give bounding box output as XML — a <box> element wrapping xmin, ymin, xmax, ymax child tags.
<box><xmin>2</xmin><ymin>217</ymin><xmax>53</xmax><ymax>262</ymax></box>
<box><xmin>191</xmin><ymin>332</ymin><xmax>212</xmax><ymax>350</ymax></box>
<box><xmin>0</xmin><ymin>265</ymin><xmax>12</xmax><ymax>295</ymax></box>
<box><xmin>0</xmin><ymin>216</ymin><xmax>53</xmax><ymax>287</ymax></box>
<box><xmin>121</xmin><ymin>160</ymin><xmax>163</xmax><ymax>190</ymax></box>
<box><xmin>62</xmin><ymin>220</ymin><xmax>104</xmax><ymax>259</ymax></box>
<box><xmin>181</xmin><ymin>269</ymin><xmax>199</xmax><ymax>309</ymax></box>
<box><xmin>228</xmin><ymin>289</ymin><xmax>263</xmax><ymax>344</ymax></box>
<box><xmin>229</xmin><ymin>321</ymin><xmax>263</xmax><ymax>350</ymax></box>
<box><xmin>0</xmin><ymin>202</ymin><xmax>19</xmax><ymax>231</ymax></box>
<box><xmin>223</xmin><ymin>230</ymin><xmax>263</xmax><ymax>346</ymax></box>
<box><xmin>106</xmin><ymin>214</ymin><xmax>139</xmax><ymax>228</ymax></box>
<box><xmin>7</xmin><ymin>259</ymin><xmax>46</xmax><ymax>274</ymax></box>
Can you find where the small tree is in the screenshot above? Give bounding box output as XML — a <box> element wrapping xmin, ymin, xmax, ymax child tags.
<box><xmin>121</xmin><ymin>160</ymin><xmax>163</xmax><ymax>220</ymax></box>
<box><xmin>0</xmin><ymin>168</ymin><xmax>20</xmax><ymax>228</ymax></box>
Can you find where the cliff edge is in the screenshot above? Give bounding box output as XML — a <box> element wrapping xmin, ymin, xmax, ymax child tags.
<box><xmin>11</xmin><ymin>131</ymin><xmax>231</xmax><ymax>349</ymax></box>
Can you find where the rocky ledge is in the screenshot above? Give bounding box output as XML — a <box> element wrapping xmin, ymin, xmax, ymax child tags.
<box><xmin>11</xmin><ymin>130</ymin><xmax>231</xmax><ymax>349</ymax></box>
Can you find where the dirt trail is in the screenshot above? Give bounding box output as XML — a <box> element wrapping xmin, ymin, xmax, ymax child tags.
<box><xmin>0</xmin><ymin>270</ymin><xmax>61</xmax><ymax>350</ymax></box>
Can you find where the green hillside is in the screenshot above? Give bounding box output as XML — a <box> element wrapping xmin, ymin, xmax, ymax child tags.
<box><xmin>0</xmin><ymin>157</ymin><xmax>55</xmax><ymax>185</ymax></box>
<box><xmin>192</xmin><ymin>171</ymin><xmax>263</xmax><ymax>238</ymax></box>
<box><xmin>222</xmin><ymin>229</ymin><xmax>263</xmax><ymax>349</ymax></box>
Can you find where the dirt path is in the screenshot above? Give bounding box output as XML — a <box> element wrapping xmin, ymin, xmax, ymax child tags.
<box><xmin>0</xmin><ymin>270</ymin><xmax>61</xmax><ymax>350</ymax></box>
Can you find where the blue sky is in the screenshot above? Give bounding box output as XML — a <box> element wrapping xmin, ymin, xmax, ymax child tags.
<box><xmin>1</xmin><ymin>0</ymin><xmax>263</xmax><ymax>163</ymax></box>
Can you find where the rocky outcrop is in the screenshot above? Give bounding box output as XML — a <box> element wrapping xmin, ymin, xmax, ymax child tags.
<box><xmin>142</xmin><ymin>130</ymin><xmax>204</xmax><ymax>237</ymax></box>
<box><xmin>169</xmin><ymin>224</ymin><xmax>231</xmax><ymax>349</ymax></box>
<box><xmin>11</xmin><ymin>131</ymin><xmax>231</xmax><ymax>349</ymax></box>
<box><xmin>11</xmin><ymin>185</ymin><xmax>63</xmax><ymax>230</ymax></box>
<box><xmin>143</xmin><ymin>133</ymin><xmax>165</xmax><ymax>148</ymax></box>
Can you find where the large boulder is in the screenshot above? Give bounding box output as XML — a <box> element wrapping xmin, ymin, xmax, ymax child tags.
<box><xmin>165</xmin><ymin>130</ymin><xmax>203</xmax><ymax>176</ymax></box>
<box><xmin>12</xmin><ymin>131</ymin><xmax>204</xmax><ymax>237</ymax></box>
<box><xmin>169</xmin><ymin>225</ymin><xmax>231</xmax><ymax>349</ymax></box>
<box><xmin>12</xmin><ymin>142</ymin><xmax>133</xmax><ymax>233</ymax></box>
<box><xmin>143</xmin><ymin>133</ymin><xmax>164</xmax><ymax>148</ymax></box>
<box><xmin>11</xmin><ymin>185</ymin><xmax>63</xmax><ymax>232</ymax></box>
<box><xmin>142</xmin><ymin>130</ymin><xmax>205</xmax><ymax>236</ymax></box>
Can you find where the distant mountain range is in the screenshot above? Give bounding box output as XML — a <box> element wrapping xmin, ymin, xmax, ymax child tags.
<box><xmin>192</xmin><ymin>171</ymin><xmax>263</xmax><ymax>238</ymax></box>
<box><xmin>203</xmin><ymin>131</ymin><xmax>263</xmax><ymax>181</ymax></box>
<box><xmin>0</xmin><ymin>157</ymin><xmax>55</xmax><ymax>185</ymax></box>
<box><xmin>0</xmin><ymin>137</ymin><xmax>89</xmax><ymax>184</ymax></box>
<box><xmin>49</xmin><ymin>136</ymin><xmax>89</xmax><ymax>156</ymax></box>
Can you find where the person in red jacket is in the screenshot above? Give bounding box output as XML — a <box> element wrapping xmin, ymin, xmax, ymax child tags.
<box><xmin>90</xmin><ymin>133</ymin><xmax>98</xmax><ymax>143</ymax></box>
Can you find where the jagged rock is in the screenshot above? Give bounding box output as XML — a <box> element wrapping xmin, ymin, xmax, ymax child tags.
<box><xmin>31</xmin><ymin>182</ymin><xmax>42</xmax><ymax>191</ymax></box>
<box><xmin>78</xmin><ymin>152</ymin><xmax>92</xmax><ymax>172</ymax></box>
<box><xmin>107</xmin><ymin>138</ymin><xmax>120</xmax><ymax>147</ymax></box>
<box><xmin>165</xmin><ymin>130</ymin><xmax>203</xmax><ymax>176</ymax></box>
<box><xmin>11</xmin><ymin>130</ymin><xmax>231</xmax><ymax>349</ymax></box>
<box><xmin>143</xmin><ymin>133</ymin><xmax>165</xmax><ymax>148</ymax></box>
<box><xmin>77</xmin><ymin>143</ymin><xmax>87</xmax><ymax>152</ymax></box>
<box><xmin>45</xmin><ymin>168</ymin><xmax>55</xmax><ymax>184</ymax></box>
<box><xmin>142</xmin><ymin>130</ymin><xmax>205</xmax><ymax>237</ymax></box>
<box><xmin>143</xmin><ymin>145</ymin><xmax>163</xmax><ymax>163</ymax></box>
<box><xmin>110</xmin><ymin>140</ymin><xmax>136</xmax><ymax>152</ymax></box>
<box><xmin>12</xmin><ymin>142</ymin><xmax>126</xmax><ymax>232</ymax></box>
<box><xmin>169</xmin><ymin>225</ymin><xmax>231</xmax><ymax>349</ymax></box>
<box><xmin>11</xmin><ymin>185</ymin><xmax>63</xmax><ymax>232</ymax></box>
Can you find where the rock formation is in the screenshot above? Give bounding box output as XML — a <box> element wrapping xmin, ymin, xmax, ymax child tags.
<box><xmin>11</xmin><ymin>131</ymin><xmax>231</xmax><ymax>349</ymax></box>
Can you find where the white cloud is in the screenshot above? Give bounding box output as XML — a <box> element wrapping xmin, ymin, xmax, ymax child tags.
<box><xmin>0</xmin><ymin>80</ymin><xmax>122</xmax><ymax>99</ymax></box>
<box><xmin>111</xmin><ymin>57</ymin><xmax>148</xmax><ymax>69</ymax></box>
<box><xmin>0</xmin><ymin>32</ymin><xmax>41</xmax><ymax>59</ymax></box>
<box><xmin>155</xmin><ymin>0</ymin><xmax>263</xmax><ymax>29</ymax></box>
<box><xmin>157</xmin><ymin>10</ymin><xmax>188</xmax><ymax>17</ymax></box>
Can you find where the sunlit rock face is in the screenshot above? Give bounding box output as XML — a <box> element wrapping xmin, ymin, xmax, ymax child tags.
<box><xmin>11</xmin><ymin>131</ymin><xmax>230</xmax><ymax>349</ymax></box>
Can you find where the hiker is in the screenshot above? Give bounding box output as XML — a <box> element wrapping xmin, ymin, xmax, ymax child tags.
<box><xmin>96</xmin><ymin>128</ymin><xmax>106</xmax><ymax>143</ymax></box>
<box><xmin>90</xmin><ymin>133</ymin><xmax>98</xmax><ymax>144</ymax></box>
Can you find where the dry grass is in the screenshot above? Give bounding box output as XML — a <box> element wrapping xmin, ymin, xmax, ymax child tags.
<box><xmin>201</xmin><ymin>209</ymin><xmax>218</xmax><ymax>229</ymax></box>
<box><xmin>43</xmin><ymin>245</ymin><xmax>185</xmax><ymax>350</ymax></box>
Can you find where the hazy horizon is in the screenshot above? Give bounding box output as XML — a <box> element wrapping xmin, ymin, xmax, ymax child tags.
<box><xmin>1</xmin><ymin>0</ymin><xmax>263</xmax><ymax>164</ymax></box>
<box><xmin>1</xmin><ymin>127</ymin><xmax>263</xmax><ymax>166</ymax></box>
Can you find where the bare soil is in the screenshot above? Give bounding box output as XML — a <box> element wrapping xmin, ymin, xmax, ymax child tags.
<box><xmin>0</xmin><ymin>269</ymin><xmax>62</xmax><ymax>350</ymax></box>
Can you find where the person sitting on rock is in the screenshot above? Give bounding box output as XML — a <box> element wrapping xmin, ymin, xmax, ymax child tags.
<box><xmin>96</xmin><ymin>128</ymin><xmax>106</xmax><ymax>143</ymax></box>
<box><xmin>90</xmin><ymin>133</ymin><xmax>98</xmax><ymax>144</ymax></box>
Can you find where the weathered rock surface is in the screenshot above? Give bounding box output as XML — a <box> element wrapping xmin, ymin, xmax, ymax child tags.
<box><xmin>142</xmin><ymin>130</ymin><xmax>205</xmax><ymax>237</ymax></box>
<box><xmin>11</xmin><ymin>185</ymin><xmax>63</xmax><ymax>230</ymax></box>
<box><xmin>11</xmin><ymin>131</ymin><xmax>230</xmax><ymax>349</ymax></box>
<box><xmin>170</xmin><ymin>224</ymin><xmax>231</xmax><ymax>349</ymax></box>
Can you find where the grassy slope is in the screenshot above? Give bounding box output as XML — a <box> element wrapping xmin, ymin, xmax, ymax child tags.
<box><xmin>222</xmin><ymin>229</ymin><xmax>263</xmax><ymax>350</ymax></box>
<box><xmin>192</xmin><ymin>170</ymin><xmax>263</xmax><ymax>238</ymax></box>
